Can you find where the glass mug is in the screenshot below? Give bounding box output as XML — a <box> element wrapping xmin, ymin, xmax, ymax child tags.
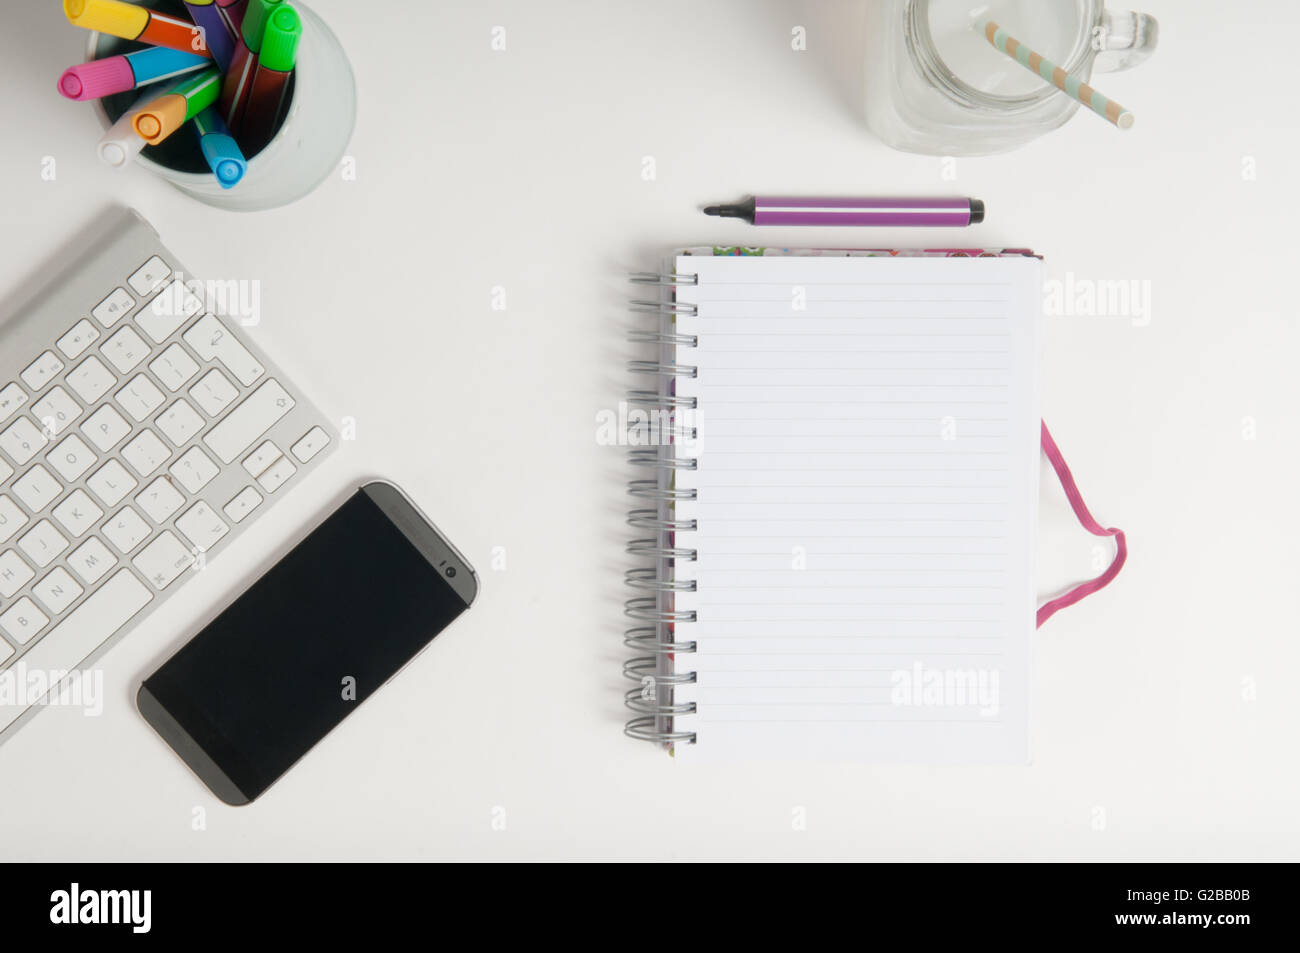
<box><xmin>864</xmin><ymin>0</ymin><xmax>1158</xmax><ymax>155</ymax></box>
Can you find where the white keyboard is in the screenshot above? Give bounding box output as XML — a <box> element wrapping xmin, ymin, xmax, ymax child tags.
<box><xmin>0</xmin><ymin>209</ymin><xmax>336</xmax><ymax>741</ymax></box>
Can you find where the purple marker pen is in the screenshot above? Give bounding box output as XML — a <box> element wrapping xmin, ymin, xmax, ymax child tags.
<box><xmin>703</xmin><ymin>196</ymin><xmax>984</xmax><ymax>227</ymax></box>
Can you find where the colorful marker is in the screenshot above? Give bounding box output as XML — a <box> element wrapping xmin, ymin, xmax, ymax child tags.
<box><xmin>219</xmin><ymin>0</ymin><xmax>282</xmax><ymax>133</ymax></box>
<box><xmin>703</xmin><ymin>196</ymin><xmax>986</xmax><ymax>227</ymax></box>
<box><xmin>183</xmin><ymin>1</ymin><xmax>237</xmax><ymax>72</ymax></box>
<box><xmin>63</xmin><ymin>0</ymin><xmax>212</xmax><ymax>59</ymax></box>
<box><xmin>58</xmin><ymin>47</ymin><xmax>209</xmax><ymax>102</ymax></box>
<box><xmin>132</xmin><ymin>67</ymin><xmax>222</xmax><ymax>145</ymax></box>
<box><xmin>216</xmin><ymin>0</ymin><xmax>248</xmax><ymax>32</ymax></box>
<box><xmin>193</xmin><ymin>107</ymin><xmax>247</xmax><ymax>188</ymax></box>
<box><xmin>241</xmin><ymin>5</ymin><xmax>300</xmax><ymax>153</ymax></box>
<box><xmin>96</xmin><ymin>78</ymin><xmax>184</xmax><ymax>168</ymax></box>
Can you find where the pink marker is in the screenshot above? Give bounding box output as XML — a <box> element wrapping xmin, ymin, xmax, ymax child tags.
<box><xmin>58</xmin><ymin>46</ymin><xmax>210</xmax><ymax>101</ymax></box>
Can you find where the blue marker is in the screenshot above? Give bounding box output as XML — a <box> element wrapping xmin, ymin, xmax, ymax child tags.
<box><xmin>193</xmin><ymin>107</ymin><xmax>247</xmax><ymax>188</ymax></box>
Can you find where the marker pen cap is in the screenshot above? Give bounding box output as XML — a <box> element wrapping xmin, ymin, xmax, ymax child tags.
<box><xmin>64</xmin><ymin>0</ymin><xmax>149</xmax><ymax>38</ymax></box>
<box><xmin>133</xmin><ymin>95</ymin><xmax>188</xmax><ymax>143</ymax></box>
<box><xmin>258</xmin><ymin>6</ymin><xmax>301</xmax><ymax>71</ymax></box>
<box><xmin>59</xmin><ymin>56</ymin><xmax>133</xmax><ymax>101</ymax></box>
<box><xmin>203</xmin><ymin>144</ymin><xmax>247</xmax><ymax>188</ymax></box>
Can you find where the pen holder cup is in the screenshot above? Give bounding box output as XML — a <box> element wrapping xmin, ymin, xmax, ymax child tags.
<box><xmin>89</xmin><ymin>0</ymin><xmax>356</xmax><ymax>211</ymax></box>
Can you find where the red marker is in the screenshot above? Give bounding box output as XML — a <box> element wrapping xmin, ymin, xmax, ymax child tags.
<box><xmin>219</xmin><ymin>0</ymin><xmax>282</xmax><ymax>133</ymax></box>
<box><xmin>241</xmin><ymin>5</ymin><xmax>300</xmax><ymax>153</ymax></box>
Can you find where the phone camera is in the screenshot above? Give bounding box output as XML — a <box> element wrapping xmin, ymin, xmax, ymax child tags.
<box><xmin>445</xmin><ymin>567</ymin><xmax>457</xmax><ymax>578</ymax></box>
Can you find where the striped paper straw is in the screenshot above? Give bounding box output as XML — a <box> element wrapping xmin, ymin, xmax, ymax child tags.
<box><xmin>979</xmin><ymin>20</ymin><xmax>1134</xmax><ymax>130</ymax></box>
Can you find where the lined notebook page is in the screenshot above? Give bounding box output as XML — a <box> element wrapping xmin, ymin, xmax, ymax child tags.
<box><xmin>670</xmin><ymin>253</ymin><xmax>1041</xmax><ymax>763</ymax></box>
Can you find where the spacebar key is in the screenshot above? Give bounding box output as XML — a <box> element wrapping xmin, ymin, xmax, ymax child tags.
<box><xmin>0</xmin><ymin>569</ymin><xmax>153</xmax><ymax>732</ymax></box>
<box><xmin>203</xmin><ymin>380</ymin><xmax>296</xmax><ymax>464</ymax></box>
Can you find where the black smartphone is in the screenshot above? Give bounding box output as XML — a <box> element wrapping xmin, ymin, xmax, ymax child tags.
<box><xmin>137</xmin><ymin>481</ymin><xmax>478</xmax><ymax>805</ymax></box>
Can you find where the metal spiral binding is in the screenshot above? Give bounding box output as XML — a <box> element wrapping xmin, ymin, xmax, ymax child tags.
<box><xmin>624</xmin><ymin>270</ymin><xmax>699</xmax><ymax>746</ymax></box>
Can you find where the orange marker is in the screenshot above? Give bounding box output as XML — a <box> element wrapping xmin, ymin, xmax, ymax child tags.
<box><xmin>64</xmin><ymin>0</ymin><xmax>212</xmax><ymax>58</ymax></box>
<box><xmin>133</xmin><ymin>67</ymin><xmax>222</xmax><ymax>145</ymax></box>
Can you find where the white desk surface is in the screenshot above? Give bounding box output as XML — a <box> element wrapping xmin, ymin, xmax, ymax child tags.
<box><xmin>1</xmin><ymin>0</ymin><xmax>1297</xmax><ymax>862</ymax></box>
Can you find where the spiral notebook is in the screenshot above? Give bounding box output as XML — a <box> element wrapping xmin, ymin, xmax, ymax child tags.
<box><xmin>625</xmin><ymin>248</ymin><xmax>1043</xmax><ymax>763</ymax></box>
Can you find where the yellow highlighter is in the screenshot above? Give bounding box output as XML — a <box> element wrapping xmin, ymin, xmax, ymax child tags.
<box><xmin>132</xmin><ymin>67</ymin><xmax>222</xmax><ymax>145</ymax></box>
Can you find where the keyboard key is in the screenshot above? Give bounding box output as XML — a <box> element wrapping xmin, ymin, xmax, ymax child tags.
<box><xmin>81</xmin><ymin>404</ymin><xmax>131</xmax><ymax>452</ymax></box>
<box><xmin>32</xmin><ymin>567</ymin><xmax>83</xmax><ymax>616</ymax></box>
<box><xmin>0</xmin><ymin>549</ymin><xmax>35</xmax><ymax>598</ymax></box>
<box><xmin>0</xmin><ymin>597</ymin><xmax>48</xmax><ymax>645</ymax></box>
<box><xmin>241</xmin><ymin>440</ymin><xmax>281</xmax><ymax>478</ymax></box>
<box><xmin>184</xmin><ymin>314</ymin><xmax>265</xmax><ymax>386</ymax></box>
<box><xmin>257</xmin><ymin>455</ymin><xmax>297</xmax><ymax>494</ymax></box>
<box><xmin>101</xmin><ymin>326</ymin><xmax>149</xmax><ymax>375</ymax></box>
<box><xmin>57</xmin><ymin>319</ymin><xmax>103</xmax><ymax>359</ymax></box>
<box><xmin>176</xmin><ymin>501</ymin><xmax>228</xmax><ymax>553</ymax></box>
<box><xmin>67</xmin><ymin>536</ymin><xmax>118</xmax><ymax>586</ymax></box>
<box><xmin>0</xmin><ymin>383</ymin><xmax>28</xmax><ymax>423</ymax></box>
<box><xmin>128</xmin><ymin>256</ymin><xmax>171</xmax><ymax>296</ymax></box>
<box><xmin>203</xmin><ymin>380</ymin><xmax>294</xmax><ymax>464</ymax></box>
<box><xmin>12</xmin><ymin>465</ymin><xmax>61</xmax><ymax>513</ymax></box>
<box><xmin>136</xmin><ymin>477</ymin><xmax>185</xmax><ymax>524</ymax></box>
<box><xmin>189</xmin><ymin>368</ymin><xmax>238</xmax><ymax>417</ymax></box>
<box><xmin>91</xmin><ymin>287</ymin><xmax>135</xmax><ymax>328</ymax></box>
<box><xmin>86</xmin><ymin>460</ymin><xmax>137</xmax><ymax>508</ymax></box>
<box><xmin>31</xmin><ymin>386</ymin><xmax>82</xmax><ymax>437</ymax></box>
<box><xmin>46</xmin><ymin>434</ymin><xmax>97</xmax><ymax>483</ymax></box>
<box><xmin>149</xmin><ymin>343</ymin><xmax>200</xmax><ymax>392</ymax></box>
<box><xmin>0</xmin><ymin>640</ymin><xmax>10</xmax><ymax>666</ymax></box>
<box><xmin>0</xmin><ymin>417</ymin><xmax>48</xmax><ymax>465</ymax></box>
<box><xmin>115</xmin><ymin>374</ymin><xmax>166</xmax><ymax>423</ymax></box>
<box><xmin>121</xmin><ymin>430</ymin><xmax>170</xmax><ymax>478</ymax></box>
<box><xmin>21</xmin><ymin>351</ymin><xmax>64</xmax><ymax>393</ymax></box>
<box><xmin>66</xmin><ymin>356</ymin><xmax>116</xmax><ymax>404</ymax></box>
<box><xmin>19</xmin><ymin>519</ymin><xmax>68</xmax><ymax>568</ymax></box>
<box><xmin>133</xmin><ymin>531</ymin><xmax>194</xmax><ymax>590</ymax></box>
<box><xmin>0</xmin><ymin>458</ymin><xmax>10</xmax><ymax>484</ymax></box>
<box><xmin>169</xmin><ymin>446</ymin><xmax>218</xmax><ymax>494</ymax></box>
<box><xmin>223</xmin><ymin>486</ymin><xmax>262</xmax><ymax>524</ymax></box>
<box><xmin>291</xmin><ymin>426</ymin><xmax>331</xmax><ymax>463</ymax></box>
<box><xmin>0</xmin><ymin>570</ymin><xmax>153</xmax><ymax>733</ymax></box>
<box><xmin>0</xmin><ymin>496</ymin><xmax>30</xmax><ymax>545</ymax></box>
<box><xmin>156</xmin><ymin>399</ymin><xmax>204</xmax><ymax>447</ymax></box>
<box><xmin>137</xmin><ymin>278</ymin><xmax>202</xmax><ymax>343</ymax></box>
<box><xmin>103</xmin><ymin>507</ymin><xmax>151</xmax><ymax>555</ymax></box>
<box><xmin>52</xmin><ymin>489</ymin><xmax>103</xmax><ymax>539</ymax></box>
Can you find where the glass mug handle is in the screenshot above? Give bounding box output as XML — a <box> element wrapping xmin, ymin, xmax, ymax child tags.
<box><xmin>1091</xmin><ymin>10</ymin><xmax>1159</xmax><ymax>72</ymax></box>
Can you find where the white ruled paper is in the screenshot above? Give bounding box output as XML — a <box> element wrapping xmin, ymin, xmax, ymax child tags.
<box><xmin>670</xmin><ymin>253</ymin><xmax>1041</xmax><ymax>762</ymax></box>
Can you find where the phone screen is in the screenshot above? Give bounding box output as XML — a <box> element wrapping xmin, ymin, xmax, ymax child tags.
<box><xmin>139</xmin><ymin>484</ymin><xmax>476</xmax><ymax>804</ymax></box>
